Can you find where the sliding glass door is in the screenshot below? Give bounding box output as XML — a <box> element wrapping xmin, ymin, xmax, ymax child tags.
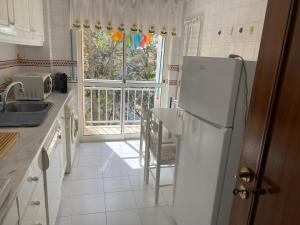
<box><xmin>82</xmin><ymin>31</ymin><xmax>164</xmax><ymax>139</ymax></box>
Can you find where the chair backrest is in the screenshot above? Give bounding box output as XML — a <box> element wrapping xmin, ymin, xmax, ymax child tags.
<box><xmin>147</xmin><ymin>111</ymin><xmax>162</xmax><ymax>152</ymax></box>
<box><xmin>140</xmin><ymin>107</ymin><xmax>149</xmax><ymax>136</ymax></box>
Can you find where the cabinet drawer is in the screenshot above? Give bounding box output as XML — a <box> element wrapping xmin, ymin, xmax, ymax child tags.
<box><xmin>18</xmin><ymin>153</ymin><xmax>43</xmax><ymax>219</ymax></box>
<box><xmin>1</xmin><ymin>199</ymin><xmax>18</xmax><ymax>225</ymax></box>
<box><xmin>20</xmin><ymin>176</ymin><xmax>46</xmax><ymax>225</ymax></box>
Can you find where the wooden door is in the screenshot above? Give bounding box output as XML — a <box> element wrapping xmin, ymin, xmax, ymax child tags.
<box><xmin>230</xmin><ymin>0</ymin><xmax>300</xmax><ymax>224</ymax></box>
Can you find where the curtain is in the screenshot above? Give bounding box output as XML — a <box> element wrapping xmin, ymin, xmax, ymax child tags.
<box><xmin>70</xmin><ymin>0</ymin><xmax>185</xmax><ymax>36</ymax></box>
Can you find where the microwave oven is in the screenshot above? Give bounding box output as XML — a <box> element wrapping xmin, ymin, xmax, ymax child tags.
<box><xmin>13</xmin><ymin>72</ymin><xmax>52</xmax><ymax>100</ymax></box>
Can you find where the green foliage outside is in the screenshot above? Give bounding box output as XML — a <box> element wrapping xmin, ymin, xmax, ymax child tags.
<box><xmin>83</xmin><ymin>30</ymin><xmax>160</xmax><ymax>127</ymax></box>
<box><xmin>83</xmin><ymin>30</ymin><xmax>159</xmax><ymax>81</ymax></box>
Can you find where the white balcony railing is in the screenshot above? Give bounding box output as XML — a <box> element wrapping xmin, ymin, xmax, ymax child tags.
<box><xmin>84</xmin><ymin>87</ymin><xmax>156</xmax><ymax>127</ymax></box>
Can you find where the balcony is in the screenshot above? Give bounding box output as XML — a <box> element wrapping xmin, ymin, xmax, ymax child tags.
<box><xmin>84</xmin><ymin>86</ymin><xmax>157</xmax><ymax>136</ymax></box>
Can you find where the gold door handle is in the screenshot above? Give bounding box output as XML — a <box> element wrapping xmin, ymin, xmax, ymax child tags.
<box><xmin>233</xmin><ymin>185</ymin><xmax>249</xmax><ymax>200</ymax></box>
<box><xmin>233</xmin><ymin>167</ymin><xmax>267</xmax><ymax>200</ymax></box>
<box><xmin>235</xmin><ymin>167</ymin><xmax>253</xmax><ymax>183</ymax></box>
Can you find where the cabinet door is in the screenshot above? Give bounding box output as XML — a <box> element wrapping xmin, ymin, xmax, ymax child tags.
<box><xmin>2</xmin><ymin>199</ymin><xmax>19</xmax><ymax>225</ymax></box>
<box><xmin>13</xmin><ymin>0</ymin><xmax>31</xmax><ymax>36</ymax></box>
<box><xmin>20</xmin><ymin>176</ymin><xmax>46</xmax><ymax>225</ymax></box>
<box><xmin>58</xmin><ymin>117</ymin><xmax>67</xmax><ymax>177</ymax></box>
<box><xmin>47</xmin><ymin>132</ymin><xmax>63</xmax><ymax>225</ymax></box>
<box><xmin>0</xmin><ymin>0</ymin><xmax>9</xmax><ymax>26</ymax></box>
<box><xmin>29</xmin><ymin>0</ymin><xmax>44</xmax><ymax>42</ymax></box>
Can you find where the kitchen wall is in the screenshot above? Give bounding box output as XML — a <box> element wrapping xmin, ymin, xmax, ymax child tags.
<box><xmin>0</xmin><ymin>43</ymin><xmax>20</xmax><ymax>84</ymax></box>
<box><xmin>18</xmin><ymin>0</ymin><xmax>76</xmax><ymax>78</ymax></box>
<box><xmin>0</xmin><ymin>0</ymin><xmax>76</xmax><ymax>82</ymax></box>
<box><xmin>185</xmin><ymin>0</ymin><xmax>268</xmax><ymax>60</ymax></box>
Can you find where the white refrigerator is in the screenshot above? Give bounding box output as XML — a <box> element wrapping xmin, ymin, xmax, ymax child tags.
<box><xmin>174</xmin><ymin>56</ymin><xmax>256</xmax><ymax>225</ymax></box>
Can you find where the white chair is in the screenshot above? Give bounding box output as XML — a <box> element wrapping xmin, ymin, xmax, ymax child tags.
<box><xmin>139</xmin><ymin>107</ymin><xmax>148</xmax><ymax>166</ymax></box>
<box><xmin>144</xmin><ymin>111</ymin><xmax>177</xmax><ymax>204</ymax></box>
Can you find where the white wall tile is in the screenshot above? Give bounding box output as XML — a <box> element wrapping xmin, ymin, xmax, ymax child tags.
<box><xmin>185</xmin><ymin>0</ymin><xmax>268</xmax><ymax>60</ymax></box>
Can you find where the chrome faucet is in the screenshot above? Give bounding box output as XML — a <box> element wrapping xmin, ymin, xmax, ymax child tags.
<box><xmin>0</xmin><ymin>82</ymin><xmax>24</xmax><ymax>112</ymax></box>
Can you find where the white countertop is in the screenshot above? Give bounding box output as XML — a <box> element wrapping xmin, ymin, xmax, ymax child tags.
<box><xmin>151</xmin><ymin>108</ymin><xmax>183</xmax><ymax>136</ymax></box>
<box><xmin>0</xmin><ymin>90</ymin><xmax>72</xmax><ymax>222</ymax></box>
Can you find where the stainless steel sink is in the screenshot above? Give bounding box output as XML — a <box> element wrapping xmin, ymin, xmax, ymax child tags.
<box><xmin>0</xmin><ymin>101</ymin><xmax>53</xmax><ymax>127</ymax></box>
<box><xmin>5</xmin><ymin>102</ymin><xmax>52</xmax><ymax>113</ymax></box>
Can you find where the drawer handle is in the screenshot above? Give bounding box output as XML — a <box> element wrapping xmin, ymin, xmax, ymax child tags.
<box><xmin>31</xmin><ymin>201</ymin><xmax>41</xmax><ymax>206</ymax></box>
<box><xmin>28</xmin><ymin>176</ymin><xmax>39</xmax><ymax>182</ymax></box>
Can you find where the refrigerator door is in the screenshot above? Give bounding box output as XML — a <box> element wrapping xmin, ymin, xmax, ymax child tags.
<box><xmin>174</xmin><ymin>112</ymin><xmax>232</xmax><ymax>225</ymax></box>
<box><xmin>179</xmin><ymin>57</ymin><xmax>241</xmax><ymax>127</ymax></box>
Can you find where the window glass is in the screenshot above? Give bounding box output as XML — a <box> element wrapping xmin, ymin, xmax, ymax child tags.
<box><xmin>83</xmin><ymin>31</ymin><xmax>123</xmax><ymax>80</ymax></box>
<box><xmin>126</xmin><ymin>35</ymin><xmax>161</xmax><ymax>81</ymax></box>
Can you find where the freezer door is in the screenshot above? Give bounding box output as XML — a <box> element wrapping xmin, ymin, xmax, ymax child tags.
<box><xmin>174</xmin><ymin>113</ymin><xmax>232</xmax><ymax>225</ymax></box>
<box><xmin>179</xmin><ymin>57</ymin><xmax>241</xmax><ymax>127</ymax></box>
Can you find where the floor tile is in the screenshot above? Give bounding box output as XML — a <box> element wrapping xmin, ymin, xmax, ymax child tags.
<box><xmin>64</xmin><ymin>166</ymin><xmax>103</xmax><ymax>180</ymax></box>
<box><xmin>58</xmin><ymin>141</ymin><xmax>178</xmax><ymax>225</ymax></box>
<box><xmin>106</xmin><ymin>210</ymin><xmax>142</xmax><ymax>225</ymax></box>
<box><xmin>71</xmin><ymin>194</ymin><xmax>106</xmax><ymax>215</ymax></box>
<box><xmin>138</xmin><ymin>207</ymin><xmax>177</xmax><ymax>225</ymax></box>
<box><xmin>133</xmin><ymin>189</ymin><xmax>167</xmax><ymax>208</ymax></box>
<box><xmin>103</xmin><ymin>165</ymin><xmax>128</xmax><ymax>178</ymax></box>
<box><xmin>104</xmin><ymin>177</ymin><xmax>132</xmax><ymax>193</ymax></box>
<box><xmin>71</xmin><ymin>213</ymin><xmax>106</xmax><ymax>225</ymax></box>
<box><xmin>78</xmin><ymin>143</ymin><xmax>113</xmax><ymax>156</ymax></box>
<box><xmin>123</xmin><ymin>158</ymin><xmax>144</xmax><ymax>176</ymax></box>
<box><xmin>106</xmin><ymin>142</ymin><xmax>139</xmax><ymax>159</ymax></box>
<box><xmin>125</xmin><ymin>140</ymin><xmax>140</xmax><ymax>151</ymax></box>
<box><xmin>63</xmin><ymin>179</ymin><xmax>103</xmax><ymax>196</ymax></box>
<box><xmin>77</xmin><ymin>155</ymin><xmax>107</xmax><ymax>167</ymax></box>
<box><xmin>129</xmin><ymin>176</ymin><xmax>154</xmax><ymax>191</ymax></box>
<box><xmin>161</xmin><ymin>186</ymin><xmax>174</xmax><ymax>206</ymax></box>
<box><xmin>105</xmin><ymin>191</ymin><xmax>137</xmax><ymax>211</ymax></box>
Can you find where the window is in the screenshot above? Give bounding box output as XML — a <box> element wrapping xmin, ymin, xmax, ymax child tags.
<box><xmin>82</xmin><ymin>30</ymin><xmax>164</xmax><ymax>136</ymax></box>
<box><xmin>83</xmin><ymin>30</ymin><xmax>162</xmax><ymax>81</ymax></box>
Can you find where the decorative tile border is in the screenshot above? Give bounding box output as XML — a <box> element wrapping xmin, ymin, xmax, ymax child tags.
<box><xmin>165</xmin><ymin>79</ymin><xmax>178</xmax><ymax>85</ymax></box>
<box><xmin>18</xmin><ymin>59</ymin><xmax>77</xmax><ymax>67</ymax></box>
<box><xmin>0</xmin><ymin>60</ymin><xmax>18</xmax><ymax>70</ymax></box>
<box><xmin>168</xmin><ymin>64</ymin><xmax>179</xmax><ymax>72</ymax></box>
<box><xmin>0</xmin><ymin>59</ymin><xmax>77</xmax><ymax>70</ymax></box>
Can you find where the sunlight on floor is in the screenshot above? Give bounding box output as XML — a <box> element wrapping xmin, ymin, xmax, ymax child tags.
<box><xmin>84</xmin><ymin>125</ymin><xmax>141</xmax><ymax>136</ymax></box>
<box><xmin>56</xmin><ymin>140</ymin><xmax>176</xmax><ymax>225</ymax></box>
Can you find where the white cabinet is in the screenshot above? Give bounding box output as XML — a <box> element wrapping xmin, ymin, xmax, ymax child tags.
<box><xmin>0</xmin><ymin>0</ymin><xmax>44</xmax><ymax>45</ymax></box>
<box><xmin>1</xmin><ymin>153</ymin><xmax>45</xmax><ymax>225</ymax></box>
<box><xmin>13</xmin><ymin>0</ymin><xmax>31</xmax><ymax>38</ymax></box>
<box><xmin>0</xmin><ymin>0</ymin><xmax>15</xmax><ymax>30</ymax></box>
<box><xmin>43</xmin><ymin>117</ymin><xmax>66</xmax><ymax>225</ymax></box>
<box><xmin>20</xmin><ymin>176</ymin><xmax>46</xmax><ymax>225</ymax></box>
<box><xmin>29</xmin><ymin>0</ymin><xmax>44</xmax><ymax>42</ymax></box>
<box><xmin>18</xmin><ymin>153</ymin><xmax>43</xmax><ymax>219</ymax></box>
<box><xmin>0</xmin><ymin>0</ymin><xmax>9</xmax><ymax>26</ymax></box>
<box><xmin>1</xmin><ymin>200</ymin><xmax>19</xmax><ymax>225</ymax></box>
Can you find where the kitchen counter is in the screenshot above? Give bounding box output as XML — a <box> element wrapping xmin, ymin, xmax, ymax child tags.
<box><xmin>0</xmin><ymin>90</ymin><xmax>72</xmax><ymax>223</ymax></box>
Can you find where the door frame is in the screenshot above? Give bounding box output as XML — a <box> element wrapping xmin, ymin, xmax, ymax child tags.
<box><xmin>77</xmin><ymin>30</ymin><xmax>164</xmax><ymax>142</ymax></box>
<box><xmin>229</xmin><ymin>0</ymin><xmax>295</xmax><ymax>224</ymax></box>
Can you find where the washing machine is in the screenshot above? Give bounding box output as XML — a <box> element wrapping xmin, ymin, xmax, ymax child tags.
<box><xmin>65</xmin><ymin>96</ymin><xmax>79</xmax><ymax>173</ymax></box>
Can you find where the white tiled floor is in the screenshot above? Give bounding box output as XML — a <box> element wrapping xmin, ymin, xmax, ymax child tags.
<box><xmin>56</xmin><ymin>140</ymin><xmax>177</xmax><ymax>225</ymax></box>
